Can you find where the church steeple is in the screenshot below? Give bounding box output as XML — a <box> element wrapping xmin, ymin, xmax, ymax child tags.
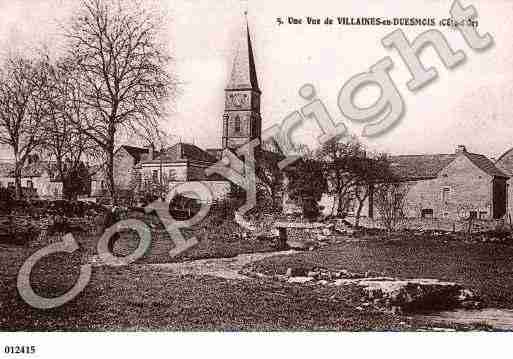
<box><xmin>226</xmin><ymin>14</ymin><xmax>260</xmax><ymax>92</ymax></box>
<box><xmin>222</xmin><ymin>13</ymin><xmax>262</xmax><ymax>150</ymax></box>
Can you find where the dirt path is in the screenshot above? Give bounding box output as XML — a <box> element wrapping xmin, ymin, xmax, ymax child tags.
<box><xmin>146</xmin><ymin>250</ymin><xmax>297</xmax><ymax>279</ymax></box>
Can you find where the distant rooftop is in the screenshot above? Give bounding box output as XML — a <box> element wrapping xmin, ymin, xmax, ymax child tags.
<box><xmin>390</xmin><ymin>146</ymin><xmax>508</xmax><ymax>180</ymax></box>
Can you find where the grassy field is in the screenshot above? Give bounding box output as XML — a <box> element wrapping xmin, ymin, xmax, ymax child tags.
<box><xmin>0</xmin><ymin>243</ymin><xmax>440</xmax><ymax>331</ymax></box>
<box><xmin>246</xmin><ymin>238</ymin><xmax>513</xmax><ymax>309</ymax></box>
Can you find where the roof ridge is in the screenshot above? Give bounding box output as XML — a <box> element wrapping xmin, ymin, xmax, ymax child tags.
<box><xmin>496</xmin><ymin>147</ymin><xmax>513</xmax><ymax>163</ymax></box>
<box><xmin>391</xmin><ymin>153</ymin><xmax>455</xmax><ymax>158</ymax></box>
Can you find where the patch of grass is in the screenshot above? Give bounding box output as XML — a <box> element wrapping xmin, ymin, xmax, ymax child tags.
<box><xmin>246</xmin><ymin>238</ymin><xmax>513</xmax><ymax>308</ymax></box>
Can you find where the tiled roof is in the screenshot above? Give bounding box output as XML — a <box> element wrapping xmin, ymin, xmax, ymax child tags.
<box><xmin>465</xmin><ymin>152</ymin><xmax>508</xmax><ymax>178</ymax></box>
<box><xmin>389</xmin><ymin>154</ymin><xmax>456</xmax><ymax>180</ymax></box>
<box><xmin>389</xmin><ymin>151</ymin><xmax>508</xmax><ymax>180</ymax></box>
<box><xmin>142</xmin><ymin>143</ymin><xmax>217</xmax><ymax>164</ymax></box>
<box><xmin>120</xmin><ymin>145</ymin><xmax>148</xmax><ymax>163</ymax></box>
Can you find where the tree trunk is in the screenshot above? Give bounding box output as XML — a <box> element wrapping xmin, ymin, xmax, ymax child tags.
<box><xmin>336</xmin><ymin>194</ymin><xmax>346</xmax><ymax>218</ymax></box>
<box><xmin>467</xmin><ymin>216</ymin><xmax>474</xmax><ymax>235</ymax></box>
<box><xmin>331</xmin><ymin>194</ymin><xmax>339</xmax><ymax>217</ymax></box>
<box><xmin>355</xmin><ymin>201</ymin><xmax>363</xmax><ymax>227</ymax></box>
<box><xmin>57</xmin><ymin>158</ymin><xmax>70</xmax><ymax>201</ymax></box>
<box><xmin>107</xmin><ymin>151</ymin><xmax>116</xmax><ymax>205</ymax></box>
<box><xmin>14</xmin><ymin>162</ymin><xmax>22</xmax><ymax>200</ymax></box>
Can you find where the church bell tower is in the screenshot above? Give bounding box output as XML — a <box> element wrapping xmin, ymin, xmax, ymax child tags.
<box><xmin>222</xmin><ymin>14</ymin><xmax>262</xmax><ymax>150</ymax></box>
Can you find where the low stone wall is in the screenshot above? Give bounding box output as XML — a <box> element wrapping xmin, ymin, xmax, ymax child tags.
<box><xmin>353</xmin><ymin>216</ymin><xmax>506</xmax><ymax>233</ymax></box>
<box><xmin>167</xmin><ymin>180</ymin><xmax>231</xmax><ymax>203</ymax></box>
<box><xmin>274</xmin><ymin>222</ymin><xmax>333</xmax><ymax>249</ymax></box>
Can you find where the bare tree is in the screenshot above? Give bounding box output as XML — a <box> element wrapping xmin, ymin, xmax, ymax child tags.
<box><xmin>0</xmin><ymin>55</ymin><xmax>48</xmax><ymax>199</ymax></box>
<box><xmin>352</xmin><ymin>153</ymin><xmax>392</xmax><ymax>227</ymax></box>
<box><xmin>315</xmin><ymin>135</ymin><xmax>365</xmax><ymax>217</ymax></box>
<box><xmin>374</xmin><ymin>182</ymin><xmax>408</xmax><ymax>234</ymax></box>
<box><xmin>255</xmin><ymin>149</ymin><xmax>285</xmax><ymax>211</ymax></box>
<box><xmin>64</xmin><ymin>0</ymin><xmax>176</xmax><ymax>202</ymax></box>
<box><xmin>39</xmin><ymin>58</ymin><xmax>98</xmax><ymax>200</ymax></box>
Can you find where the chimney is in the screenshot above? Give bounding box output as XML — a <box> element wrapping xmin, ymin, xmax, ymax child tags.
<box><xmin>455</xmin><ymin>145</ymin><xmax>466</xmax><ymax>154</ymax></box>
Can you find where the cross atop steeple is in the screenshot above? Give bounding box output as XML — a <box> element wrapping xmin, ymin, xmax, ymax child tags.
<box><xmin>226</xmin><ymin>13</ymin><xmax>260</xmax><ymax>92</ymax></box>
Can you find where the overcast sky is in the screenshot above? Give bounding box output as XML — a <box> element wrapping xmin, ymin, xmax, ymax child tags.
<box><xmin>0</xmin><ymin>0</ymin><xmax>512</xmax><ymax>159</ymax></box>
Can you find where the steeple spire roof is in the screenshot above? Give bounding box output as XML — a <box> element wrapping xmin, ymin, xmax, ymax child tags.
<box><xmin>226</xmin><ymin>13</ymin><xmax>260</xmax><ymax>92</ymax></box>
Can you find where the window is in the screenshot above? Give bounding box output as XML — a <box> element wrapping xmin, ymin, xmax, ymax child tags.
<box><xmin>479</xmin><ymin>211</ymin><xmax>487</xmax><ymax>219</ymax></box>
<box><xmin>442</xmin><ymin>187</ymin><xmax>450</xmax><ymax>203</ymax></box>
<box><xmin>469</xmin><ymin>211</ymin><xmax>477</xmax><ymax>219</ymax></box>
<box><xmin>421</xmin><ymin>208</ymin><xmax>433</xmax><ymax>218</ymax></box>
<box><xmin>152</xmin><ymin>170</ymin><xmax>159</xmax><ymax>182</ymax></box>
<box><xmin>27</xmin><ymin>180</ymin><xmax>33</xmax><ymax>188</ymax></box>
<box><xmin>8</xmin><ymin>182</ymin><xmax>14</xmax><ymax>188</ymax></box>
<box><xmin>234</xmin><ymin>116</ymin><xmax>241</xmax><ymax>133</ymax></box>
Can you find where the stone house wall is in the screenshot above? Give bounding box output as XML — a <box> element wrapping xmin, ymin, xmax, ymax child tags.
<box><xmin>0</xmin><ymin>173</ymin><xmax>63</xmax><ymax>199</ymax></box>
<box><xmin>91</xmin><ymin>148</ymin><xmax>139</xmax><ymax>196</ymax></box>
<box><xmin>113</xmin><ymin>148</ymin><xmax>138</xmax><ymax>189</ymax></box>
<box><xmin>361</xmin><ymin>154</ymin><xmax>505</xmax><ymax>221</ymax></box>
<box><xmin>140</xmin><ymin>163</ymin><xmax>188</xmax><ymax>183</ymax></box>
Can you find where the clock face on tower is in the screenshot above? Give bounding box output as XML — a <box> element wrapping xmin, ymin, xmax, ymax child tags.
<box><xmin>229</xmin><ymin>93</ymin><xmax>248</xmax><ymax>108</ymax></box>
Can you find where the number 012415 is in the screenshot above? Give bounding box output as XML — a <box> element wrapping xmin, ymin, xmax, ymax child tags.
<box><xmin>4</xmin><ymin>346</ymin><xmax>36</xmax><ymax>354</ymax></box>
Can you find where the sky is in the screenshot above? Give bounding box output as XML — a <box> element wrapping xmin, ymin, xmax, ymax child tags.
<box><xmin>0</xmin><ymin>0</ymin><xmax>512</xmax><ymax>160</ymax></box>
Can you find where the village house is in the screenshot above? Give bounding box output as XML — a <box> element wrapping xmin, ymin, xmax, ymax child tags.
<box><xmin>91</xmin><ymin>145</ymin><xmax>149</xmax><ymax>196</ymax></box>
<box><xmin>91</xmin><ymin>142</ymin><xmax>230</xmax><ymax>200</ymax></box>
<box><xmin>0</xmin><ymin>155</ymin><xmax>63</xmax><ymax>199</ymax></box>
<box><xmin>360</xmin><ymin>145</ymin><xmax>509</xmax><ymax>221</ymax></box>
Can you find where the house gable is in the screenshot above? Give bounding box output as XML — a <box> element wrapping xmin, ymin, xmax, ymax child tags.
<box><xmin>440</xmin><ymin>153</ymin><xmax>494</xmax><ymax>180</ymax></box>
<box><xmin>496</xmin><ymin>147</ymin><xmax>513</xmax><ymax>176</ymax></box>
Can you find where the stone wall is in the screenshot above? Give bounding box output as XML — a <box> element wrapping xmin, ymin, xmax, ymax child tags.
<box><xmin>354</xmin><ymin>215</ymin><xmax>505</xmax><ymax>233</ymax></box>
<box><xmin>187</xmin><ymin>162</ymin><xmax>212</xmax><ymax>181</ymax></box>
<box><xmin>167</xmin><ymin>180</ymin><xmax>231</xmax><ymax>203</ymax></box>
